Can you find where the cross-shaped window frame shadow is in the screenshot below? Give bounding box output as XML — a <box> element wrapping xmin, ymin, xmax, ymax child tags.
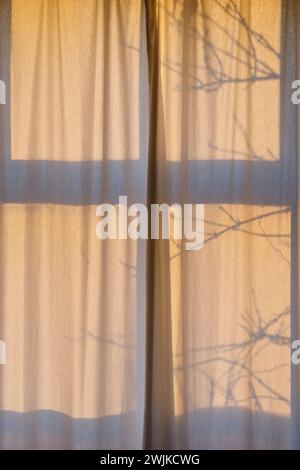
<box><xmin>0</xmin><ymin>0</ymin><xmax>298</xmax><ymax>427</ymax></box>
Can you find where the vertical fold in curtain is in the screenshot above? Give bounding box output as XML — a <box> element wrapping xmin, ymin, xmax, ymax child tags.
<box><xmin>144</xmin><ymin>0</ymin><xmax>176</xmax><ymax>449</ymax></box>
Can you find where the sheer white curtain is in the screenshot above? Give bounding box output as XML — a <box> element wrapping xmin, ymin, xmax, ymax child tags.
<box><xmin>144</xmin><ymin>0</ymin><xmax>297</xmax><ymax>449</ymax></box>
<box><xmin>0</xmin><ymin>0</ymin><xmax>148</xmax><ymax>449</ymax></box>
<box><xmin>0</xmin><ymin>0</ymin><xmax>299</xmax><ymax>450</ymax></box>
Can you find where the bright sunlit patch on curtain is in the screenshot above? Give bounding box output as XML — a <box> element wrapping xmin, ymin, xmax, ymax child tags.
<box><xmin>169</xmin><ymin>204</ymin><xmax>291</xmax><ymax>418</ymax></box>
<box><xmin>158</xmin><ymin>0</ymin><xmax>281</xmax><ymax>162</ymax></box>
<box><xmin>0</xmin><ymin>204</ymin><xmax>145</xmax><ymax>421</ymax></box>
<box><xmin>10</xmin><ymin>0</ymin><xmax>143</xmax><ymax>161</ymax></box>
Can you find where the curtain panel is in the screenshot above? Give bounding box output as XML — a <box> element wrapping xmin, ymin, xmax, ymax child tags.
<box><xmin>0</xmin><ymin>0</ymin><xmax>299</xmax><ymax>450</ymax></box>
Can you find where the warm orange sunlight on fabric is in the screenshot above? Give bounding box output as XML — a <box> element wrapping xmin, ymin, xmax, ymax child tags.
<box><xmin>0</xmin><ymin>0</ymin><xmax>299</xmax><ymax>452</ymax></box>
